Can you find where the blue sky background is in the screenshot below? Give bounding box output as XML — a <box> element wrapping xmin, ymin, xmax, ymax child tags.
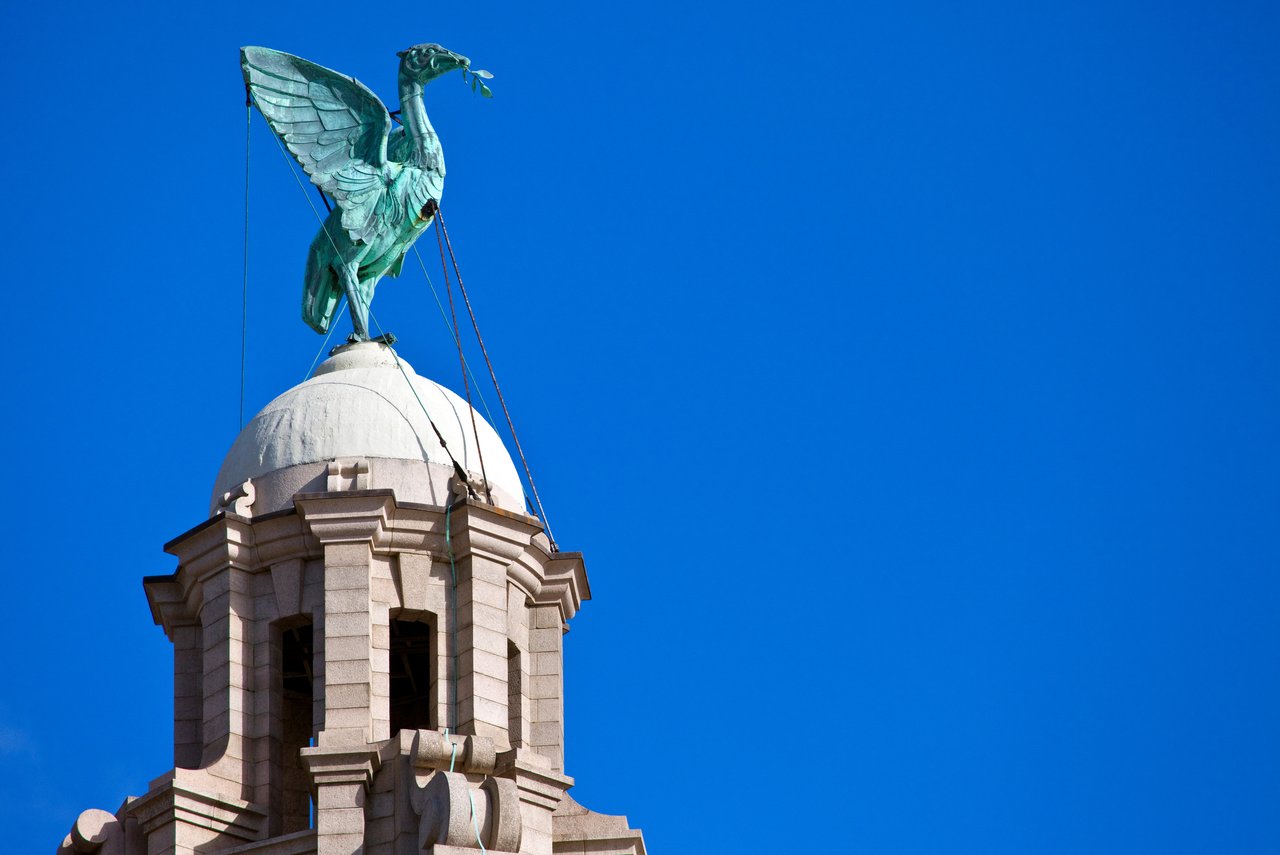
<box><xmin>3</xmin><ymin>1</ymin><xmax>1279</xmax><ymax>852</ymax></box>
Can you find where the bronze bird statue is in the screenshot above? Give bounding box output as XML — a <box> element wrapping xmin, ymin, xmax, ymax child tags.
<box><xmin>241</xmin><ymin>44</ymin><xmax>491</xmax><ymax>340</ymax></box>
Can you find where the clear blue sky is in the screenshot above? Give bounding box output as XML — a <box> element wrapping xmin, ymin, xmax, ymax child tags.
<box><xmin>3</xmin><ymin>1</ymin><xmax>1278</xmax><ymax>852</ymax></box>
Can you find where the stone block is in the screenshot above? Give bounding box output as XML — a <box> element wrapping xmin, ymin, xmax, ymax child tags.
<box><xmin>460</xmin><ymin>577</ymin><xmax>507</xmax><ymax>610</ymax></box>
<box><xmin>325</xmin><ymin>659</ymin><xmax>370</xmax><ymax>685</ymax></box>
<box><xmin>202</xmin><ymin>616</ymin><xmax>232</xmax><ymax>646</ymax></box>
<box><xmin>324</xmin><ymin>635</ymin><xmax>369</xmax><ymax>663</ymax></box>
<box><xmin>534</xmin><ymin>606</ymin><xmax>561</xmax><ymax>630</ymax></box>
<box><xmin>318</xmin><ymin>785</ymin><xmax>363</xmax><ymax>810</ymax></box>
<box><xmin>461</xmin><ymin>624</ymin><xmax>509</xmax><ymax>659</ymax></box>
<box><xmin>173</xmin><ymin>694</ymin><xmax>202</xmax><ymax>722</ymax></box>
<box><xmin>203</xmin><ymin>664</ymin><xmax>231</xmax><ymax>698</ymax></box>
<box><xmin>371</xmin><ymin>576</ymin><xmax>397</xmax><ymax>606</ymax></box>
<box><xmin>323</xmin><ymin>707</ymin><xmax>369</xmax><ymax>731</ymax></box>
<box><xmin>173</xmin><ymin>672</ymin><xmax>200</xmax><ymax>698</ymax></box>
<box><xmin>530</xmin><ymin>721</ymin><xmax>561</xmax><ymax>747</ymax></box>
<box><xmin>173</xmin><ymin>718</ymin><xmax>200</xmax><ymax>745</ymax></box>
<box><xmin>368</xmin><ymin>789</ymin><xmax>395</xmax><ymax>819</ymax></box>
<box><xmin>323</xmin><ymin>564</ymin><xmax>371</xmax><ymax>591</ymax></box>
<box><xmin>459</xmin><ymin>599</ymin><xmax>507</xmax><ymax>632</ymax></box>
<box><xmin>324</xmin><ymin>683</ymin><xmax>371</xmax><ymax>709</ymax></box>
<box><xmin>366</xmin><ymin>816</ymin><xmax>395</xmax><ymax>847</ymax></box>
<box><xmin>324</xmin><ymin>588</ymin><xmax>370</xmax><ymax>614</ymax></box>
<box><xmin>458</xmin><ymin>694</ymin><xmax>507</xmax><ymax>729</ymax></box>
<box><xmin>531</xmin><ymin>675</ymin><xmax>560</xmax><ymax>699</ymax></box>
<box><xmin>397</xmin><ymin>552</ymin><xmax>433</xmax><ymax>612</ymax></box>
<box><xmin>468</xmin><ymin>672</ymin><xmax>509</xmax><ymax>705</ymax></box>
<box><xmin>535</xmin><ymin>697</ymin><xmax>562</xmax><ymax>722</ymax></box>
<box><xmin>173</xmin><ymin>624</ymin><xmax>200</xmax><ymax>648</ymax></box>
<box><xmin>460</xmin><ymin>649</ymin><xmax>507</xmax><ymax>680</ymax></box>
<box><xmin>301</xmin><ymin>578</ymin><xmax>324</xmax><ymax>613</ymax></box>
<box><xmin>270</xmin><ymin>558</ymin><xmax>304</xmax><ymax>617</ymax></box>
<box><xmin>534</xmin><ymin>743</ymin><xmax>563</xmax><ymax>772</ymax></box>
<box><xmin>528</xmin><ymin>627</ymin><xmax>561</xmax><ymax>653</ymax></box>
<box><xmin>324</xmin><ymin>612</ymin><xmax>370</xmax><ymax>638</ymax></box>
<box><xmin>318</xmin><ymin>805</ymin><xmax>365</xmax><ymax>836</ymax></box>
<box><xmin>532</xmin><ymin>652</ymin><xmax>562</xmax><ymax>677</ymax></box>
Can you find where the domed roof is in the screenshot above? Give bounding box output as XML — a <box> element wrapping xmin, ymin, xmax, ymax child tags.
<box><xmin>211</xmin><ymin>341</ymin><xmax>525</xmax><ymax>516</ymax></box>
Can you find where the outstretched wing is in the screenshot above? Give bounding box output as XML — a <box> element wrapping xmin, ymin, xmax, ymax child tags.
<box><xmin>241</xmin><ymin>46</ymin><xmax>392</xmax><ymax>244</ymax></box>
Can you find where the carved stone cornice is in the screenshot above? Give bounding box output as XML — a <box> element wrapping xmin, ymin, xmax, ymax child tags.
<box><xmin>126</xmin><ymin>771</ymin><xmax>266</xmax><ymax>844</ymax></box>
<box><xmin>142</xmin><ymin>574</ymin><xmax>193</xmax><ymax>639</ymax></box>
<box><xmin>446</xmin><ymin>501</ymin><xmax>540</xmax><ymax>565</ymax></box>
<box><xmin>495</xmin><ymin>750</ymin><xmax>574</xmax><ymax>813</ymax></box>
<box><xmin>536</xmin><ymin>551</ymin><xmax>590</xmax><ymax>623</ymax></box>
<box><xmin>247</xmin><ymin>511</ymin><xmax>313</xmax><ymax>567</ymax></box>
<box><xmin>148</xmin><ymin>491</ymin><xmax>592</xmax><ymax>635</ymax></box>
<box><xmin>294</xmin><ymin>491</ymin><xmax>396</xmax><ymax>548</ymax></box>
<box><xmin>165</xmin><ymin>513</ymin><xmax>257</xmax><ymax>580</ymax></box>
<box><xmin>300</xmin><ymin>744</ymin><xmax>381</xmax><ymax>789</ymax></box>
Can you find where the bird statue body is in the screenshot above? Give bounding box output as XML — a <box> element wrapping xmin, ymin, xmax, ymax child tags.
<box><xmin>241</xmin><ymin>44</ymin><xmax>483</xmax><ymax>339</ymax></box>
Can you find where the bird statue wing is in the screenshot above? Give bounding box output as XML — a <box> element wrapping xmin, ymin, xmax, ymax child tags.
<box><xmin>241</xmin><ymin>46</ymin><xmax>395</xmax><ymax>245</ymax></box>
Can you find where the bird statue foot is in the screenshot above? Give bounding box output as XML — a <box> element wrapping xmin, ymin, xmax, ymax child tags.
<box><xmin>346</xmin><ymin>332</ymin><xmax>397</xmax><ymax>346</ymax></box>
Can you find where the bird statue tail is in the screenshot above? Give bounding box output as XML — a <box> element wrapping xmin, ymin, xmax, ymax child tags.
<box><xmin>303</xmin><ymin>247</ymin><xmax>343</xmax><ymax>334</ymax></box>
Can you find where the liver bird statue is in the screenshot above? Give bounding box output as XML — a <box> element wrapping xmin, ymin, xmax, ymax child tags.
<box><xmin>241</xmin><ymin>44</ymin><xmax>490</xmax><ymax>340</ymax></box>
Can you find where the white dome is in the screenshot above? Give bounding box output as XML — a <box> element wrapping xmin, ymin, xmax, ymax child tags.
<box><xmin>211</xmin><ymin>341</ymin><xmax>525</xmax><ymax>516</ymax></box>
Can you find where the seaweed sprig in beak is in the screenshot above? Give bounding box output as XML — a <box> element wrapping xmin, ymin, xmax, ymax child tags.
<box><xmin>460</xmin><ymin>66</ymin><xmax>494</xmax><ymax>97</ymax></box>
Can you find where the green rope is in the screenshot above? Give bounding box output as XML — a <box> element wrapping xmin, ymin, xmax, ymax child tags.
<box><xmin>468</xmin><ymin>789</ymin><xmax>487</xmax><ymax>852</ymax></box>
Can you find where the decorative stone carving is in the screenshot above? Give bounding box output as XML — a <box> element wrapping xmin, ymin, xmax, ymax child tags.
<box><xmin>57</xmin><ymin>809</ymin><xmax>121</xmax><ymax>855</ymax></box>
<box><xmin>413</xmin><ymin>730</ymin><xmax>497</xmax><ymax>774</ymax></box>
<box><xmin>449</xmin><ymin>470</ymin><xmax>492</xmax><ymax>504</ymax></box>
<box><xmin>412</xmin><ymin>769</ymin><xmax>522</xmax><ymax>853</ymax></box>
<box><xmin>218</xmin><ymin>477</ymin><xmax>256</xmax><ymax>517</ymax></box>
<box><xmin>326</xmin><ymin>458</ymin><xmax>371</xmax><ymax>492</ymax></box>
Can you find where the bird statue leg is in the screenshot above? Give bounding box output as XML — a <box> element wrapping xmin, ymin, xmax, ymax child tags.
<box><xmin>338</xmin><ymin>263</ymin><xmax>372</xmax><ymax>341</ymax></box>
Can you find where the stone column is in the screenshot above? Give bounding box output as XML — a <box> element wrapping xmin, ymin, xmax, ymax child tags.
<box><xmin>297</xmin><ymin>492</ymin><xmax>394</xmax><ymax>855</ymax></box>
<box><xmin>301</xmin><ymin>748</ymin><xmax>379</xmax><ymax>855</ymax></box>
<box><xmin>198</xmin><ymin>561</ymin><xmax>255</xmax><ymax>791</ymax></box>
<box><xmin>528</xmin><ymin>605</ymin><xmax>565</xmax><ymax>773</ymax></box>
<box><xmin>456</xmin><ymin>547</ymin><xmax>513</xmax><ymax>744</ymax></box>
<box><xmin>171</xmin><ymin>622</ymin><xmax>203</xmax><ymax>769</ymax></box>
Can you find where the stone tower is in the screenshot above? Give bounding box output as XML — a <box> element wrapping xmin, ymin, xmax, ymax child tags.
<box><xmin>58</xmin><ymin>342</ymin><xmax>646</xmax><ymax>855</ymax></box>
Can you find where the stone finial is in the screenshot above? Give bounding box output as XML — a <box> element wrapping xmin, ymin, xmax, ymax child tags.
<box><xmin>216</xmin><ymin>478</ymin><xmax>256</xmax><ymax>517</ymax></box>
<box><xmin>57</xmin><ymin>809</ymin><xmax>121</xmax><ymax>855</ymax></box>
<box><xmin>449</xmin><ymin>470</ymin><xmax>491</xmax><ymax>503</ymax></box>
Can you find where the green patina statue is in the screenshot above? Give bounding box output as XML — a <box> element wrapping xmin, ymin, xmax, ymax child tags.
<box><xmin>241</xmin><ymin>44</ymin><xmax>491</xmax><ymax>340</ymax></box>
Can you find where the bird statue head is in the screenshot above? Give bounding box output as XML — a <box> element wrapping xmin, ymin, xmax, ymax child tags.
<box><xmin>397</xmin><ymin>43</ymin><xmax>470</xmax><ymax>83</ymax></box>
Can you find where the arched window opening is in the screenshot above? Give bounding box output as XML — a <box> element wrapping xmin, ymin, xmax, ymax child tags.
<box><xmin>390</xmin><ymin>619</ymin><xmax>433</xmax><ymax>734</ymax></box>
<box><xmin>280</xmin><ymin>623</ymin><xmax>314</xmax><ymax>833</ymax></box>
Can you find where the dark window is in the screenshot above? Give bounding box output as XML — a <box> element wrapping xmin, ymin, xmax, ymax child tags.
<box><xmin>390</xmin><ymin>619</ymin><xmax>433</xmax><ymax>734</ymax></box>
<box><xmin>281</xmin><ymin>623</ymin><xmax>314</xmax><ymax>832</ymax></box>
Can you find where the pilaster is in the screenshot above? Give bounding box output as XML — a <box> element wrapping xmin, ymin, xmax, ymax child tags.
<box><xmin>296</xmin><ymin>492</ymin><xmax>394</xmax><ymax>749</ymax></box>
<box><xmin>300</xmin><ymin>745</ymin><xmax>380</xmax><ymax>855</ymax></box>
